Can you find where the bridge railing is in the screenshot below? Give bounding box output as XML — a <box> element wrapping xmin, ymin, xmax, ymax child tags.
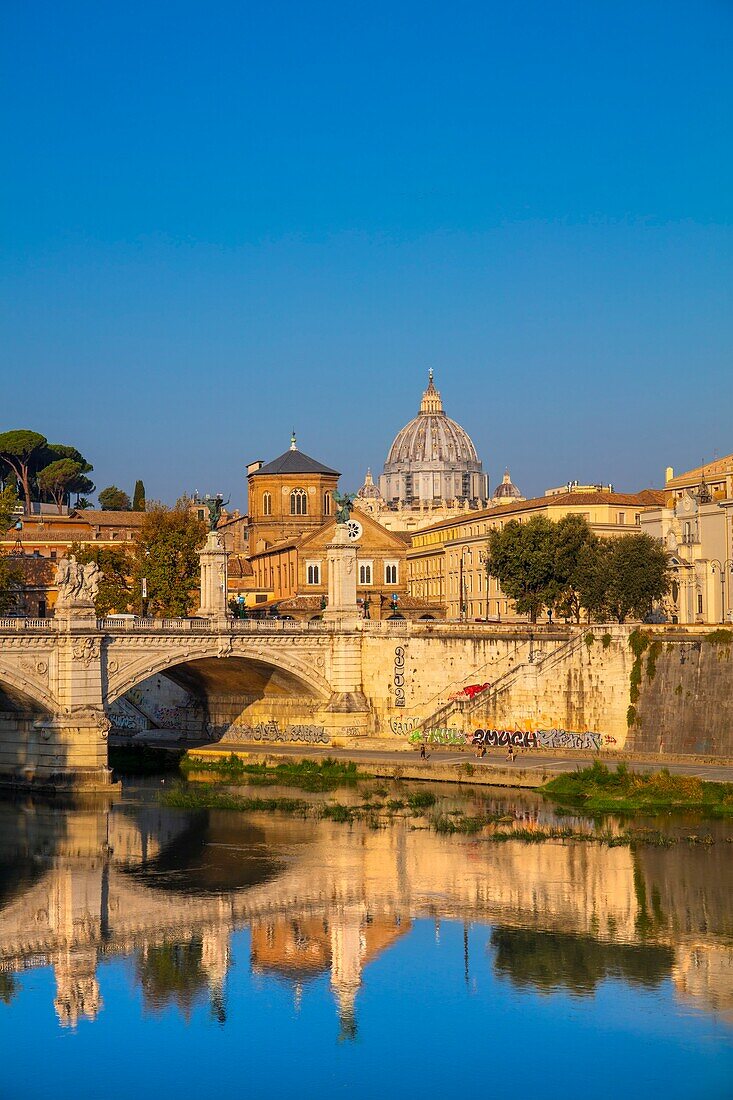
<box><xmin>0</xmin><ymin>618</ymin><xmax>56</xmax><ymax>632</ymax></box>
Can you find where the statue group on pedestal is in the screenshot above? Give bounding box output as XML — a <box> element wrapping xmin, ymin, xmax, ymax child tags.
<box><xmin>55</xmin><ymin>556</ymin><xmax>101</xmax><ymax>606</ymax></box>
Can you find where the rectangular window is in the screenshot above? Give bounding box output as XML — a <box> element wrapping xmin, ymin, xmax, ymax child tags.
<box><xmin>384</xmin><ymin>561</ymin><xmax>399</xmax><ymax>585</ymax></box>
<box><xmin>618</xmin><ymin>513</ymin><xmax>625</xmax><ymax>525</ymax></box>
<box><xmin>306</xmin><ymin>562</ymin><xmax>321</xmax><ymax>585</ymax></box>
<box><xmin>698</xmin><ymin>594</ymin><xmax>703</xmax><ymax>615</ymax></box>
<box><xmin>359</xmin><ymin>561</ymin><xmax>373</xmax><ymax>585</ymax></box>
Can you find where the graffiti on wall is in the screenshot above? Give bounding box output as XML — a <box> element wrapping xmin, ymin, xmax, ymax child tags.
<box><xmin>393</xmin><ymin>646</ymin><xmax>407</xmax><ymax>708</ymax></box>
<box><xmin>110</xmin><ymin>712</ymin><xmax>146</xmax><ymax>732</ymax></box>
<box><xmin>227</xmin><ymin>720</ymin><xmax>330</xmax><ymax>745</ymax></box>
<box><xmin>409</xmin><ymin>728</ymin><xmax>466</xmax><ymax>746</ymax></box>
<box><xmin>471</xmin><ymin>727</ymin><xmax>603</xmax><ymax>751</ymax></box>
<box><xmin>389</xmin><ymin>716</ymin><xmax>421</xmax><ymax>735</ymax></box>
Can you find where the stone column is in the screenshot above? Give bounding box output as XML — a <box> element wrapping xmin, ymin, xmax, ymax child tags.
<box><xmin>320</xmin><ymin>525</ymin><xmax>370</xmax><ymax>731</ymax></box>
<box><xmin>323</xmin><ymin>524</ymin><xmax>358</xmax><ymax>623</ymax></box>
<box><xmin>198</xmin><ymin>532</ymin><xmax>230</xmax><ymax>619</ymax></box>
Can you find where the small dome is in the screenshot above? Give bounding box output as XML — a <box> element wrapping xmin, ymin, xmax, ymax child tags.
<box><xmin>385</xmin><ymin>371</ymin><xmax>479</xmax><ymax>467</ymax></box>
<box><xmin>357</xmin><ymin>469</ymin><xmax>382</xmax><ymax>499</ymax></box>
<box><xmin>493</xmin><ymin>468</ymin><xmax>522</xmax><ymax>501</ymax></box>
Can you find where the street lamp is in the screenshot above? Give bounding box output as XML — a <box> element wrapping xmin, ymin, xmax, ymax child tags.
<box><xmin>479</xmin><ymin>547</ymin><xmax>491</xmax><ymax>622</ymax></box>
<box><xmin>710</xmin><ymin>559</ymin><xmax>733</xmax><ymax>624</ymax></box>
<box><xmin>458</xmin><ymin>546</ymin><xmax>470</xmax><ymax>622</ymax></box>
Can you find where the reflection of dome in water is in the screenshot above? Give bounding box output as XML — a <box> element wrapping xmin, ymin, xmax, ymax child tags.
<box><xmin>493</xmin><ymin>468</ymin><xmax>523</xmax><ymax>503</ymax></box>
<box><xmin>380</xmin><ymin>371</ymin><xmax>487</xmax><ymax>504</ymax></box>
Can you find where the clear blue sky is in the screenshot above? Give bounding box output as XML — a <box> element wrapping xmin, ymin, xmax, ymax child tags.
<box><xmin>1</xmin><ymin>0</ymin><xmax>731</xmax><ymax>510</ymax></box>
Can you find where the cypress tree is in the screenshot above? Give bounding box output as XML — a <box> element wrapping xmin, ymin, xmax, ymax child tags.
<box><xmin>132</xmin><ymin>479</ymin><xmax>146</xmax><ymax>512</ymax></box>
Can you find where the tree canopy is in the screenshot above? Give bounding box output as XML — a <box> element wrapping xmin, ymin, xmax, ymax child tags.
<box><xmin>70</xmin><ymin>544</ymin><xmax>134</xmax><ymax>616</ymax></box>
<box><xmin>0</xmin><ymin>430</ymin><xmax>47</xmax><ymax>512</ymax></box>
<box><xmin>488</xmin><ymin>514</ymin><xmax>670</xmax><ymax>623</ymax></box>
<box><xmin>37</xmin><ymin>459</ymin><xmax>84</xmax><ymax>513</ymax></box>
<box><xmin>133</xmin><ymin>505</ymin><xmax>207</xmax><ymax>617</ymax></box>
<box><xmin>132</xmin><ymin>480</ymin><xmax>146</xmax><ymax>512</ymax></box>
<box><xmin>487</xmin><ymin>515</ymin><xmax>558</xmax><ymax>622</ymax></box>
<box><xmin>98</xmin><ymin>485</ymin><xmax>132</xmax><ymax>511</ymax></box>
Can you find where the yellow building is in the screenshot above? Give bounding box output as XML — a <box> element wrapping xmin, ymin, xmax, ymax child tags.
<box><xmin>409</xmin><ymin>487</ymin><xmax>665</xmax><ymax>620</ymax></box>
<box><xmin>640</xmin><ymin>456</ymin><xmax>733</xmax><ymax>624</ymax></box>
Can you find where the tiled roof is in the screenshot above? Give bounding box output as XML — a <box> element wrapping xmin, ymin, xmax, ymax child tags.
<box><xmin>414</xmin><ymin>489</ymin><xmax>665</xmax><ymax>535</ymax></box>
<box><xmin>251</xmin><ymin>448</ymin><xmax>339</xmax><ymax>478</ymax></box>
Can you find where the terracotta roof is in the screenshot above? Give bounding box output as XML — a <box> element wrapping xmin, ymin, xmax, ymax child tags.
<box><xmin>414</xmin><ymin>489</ymin><xmax>665</xmax><ymax>535</ymax></box>
<box><xmin>228</xmin><ymin>555</ymin><xmax>254</xmax><ymax>577</ymax></box>
<box><xmin>71</xmin><ymin>510</ymin><xmax>147</xmax><ymax>525</ymax></box>
<box><xmin>666</xmin><ymin>455</ymin><xmax>733</xmax><ymax>488</ymax></box>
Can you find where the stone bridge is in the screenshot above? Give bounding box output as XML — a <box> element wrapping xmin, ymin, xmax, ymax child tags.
<box><xmin>0</xmin><ymin>613</ymin><xmax>592</xmax><ymax>785</ymax></box>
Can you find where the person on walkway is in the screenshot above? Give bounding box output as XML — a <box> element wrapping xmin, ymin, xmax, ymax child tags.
<box><xmin>420</xmin><ymin>742</ymin><xmax>426</xmax><ymax>760</ymax></box>
<box><xmin>506</xmin><ymin>746</ymin><xmax>515</xmax><ymax>762</ymax></box>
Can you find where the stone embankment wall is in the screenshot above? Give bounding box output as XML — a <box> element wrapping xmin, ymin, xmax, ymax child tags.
<box><xmin>628</xmin><ymin>631</ymin><xmax>733</xmax><ymax>758</ymax></box>
<box><xmin>361</xmin><ymin>627</ymin><xmax>573</xmax><ymax>738</ymax></box>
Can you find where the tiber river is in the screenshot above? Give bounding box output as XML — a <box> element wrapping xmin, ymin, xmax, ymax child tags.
<box><xmin>0</xmin><ymin>774</ymin><xmax>731</xmax><ymax>1100</ymax></box>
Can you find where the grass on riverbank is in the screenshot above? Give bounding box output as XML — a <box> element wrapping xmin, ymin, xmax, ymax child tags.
<box><xmin>540</xmin><ymin>761</ymin><xmax>733</xmax><ymax>816</ymax></box>
<box><xmin>160</xmin><ymin>778</ymin><xmax>729</xmax><ymax>846</ymax></box>
<box><xmin>181</xmin><ymin>753</ymin><xmax>366</xmax><ymax>791</ymax></box>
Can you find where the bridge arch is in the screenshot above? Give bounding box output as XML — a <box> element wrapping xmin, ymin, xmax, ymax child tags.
<box><xmin>104</xmin><ymin>637</ymin><xmax>333</xmax><ymax>707</ymax></box>
<box><xmin>0</xmin><ymin>655</ymin><xmax>56</xmax><ymax>715</ymax></box>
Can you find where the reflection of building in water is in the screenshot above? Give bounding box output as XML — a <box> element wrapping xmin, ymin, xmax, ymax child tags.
<box><xmin>54</xmin><ymin>947</ymin><xmax>102</xmax><ymax>1028</ymax></box>
<box><xmin>250</xmin><ymin>907</ymin><xmax>410</xmax><ymax>1038</ymax></box>
<box><xmin>673</xmin><ymin>944</ymin><xmax>733</xmax><ymax>1025</ymax></box>
<box><xmin>0</xmin><ymin>800</ymin><xmax>732</xmax><ymax>1031</ymax></box>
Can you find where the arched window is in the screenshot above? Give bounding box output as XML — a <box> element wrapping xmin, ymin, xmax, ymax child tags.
<box><xmin>262</xmin><ymin>492</ymin><xmax>272</xmax><ymax>516</ymax></box>
<box><xmin>306</xmin><ymin>561</ymin><xmax>321</xmax><ymax>585</ymax></box>
<box><xmin>323</xmin><ymin>492</ymin><xmax>331</xmax><ymax>516</ymax></box>
<box><xmin>384</xmin><ymin>562</ymin><xmax>398</xmax><ymax>585</ymax></box>
<box><xmin>290</xmin><ymin>488</ymin><xmax>308</xmax><ymax>516</ymax></box>
<box><xmin>359</xmin><ymin>562</ymin><xmax>373</xmax><ymax>585</ymax></box>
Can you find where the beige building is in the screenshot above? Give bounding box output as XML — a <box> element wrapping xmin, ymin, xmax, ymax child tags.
<box><xmin>640</xmin><ymin>456</ymin><xmax>733</xmax><ymax>624</ymax></box>
<box><xmin>409</xmin><ymin>487</ymin><xmax>665</xmax><ymax>620</ymax></box>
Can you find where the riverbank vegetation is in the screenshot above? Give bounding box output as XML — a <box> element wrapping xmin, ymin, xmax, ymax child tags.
<box><xmin>540</xmin><ymin>761</ymin><xmax>733</xmax><ymax>816</ymax></box>
<box><xmin>181</xmin><ymin>754</ymin><xmax>365</xmax><ymax>792</ymax></box>
<box><xmin>160</xmin><ymin>774</ymin><xmax>731</xmax><ymax>846</ymax></box>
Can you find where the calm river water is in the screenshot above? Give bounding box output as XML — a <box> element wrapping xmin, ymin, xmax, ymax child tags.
<box><xmin>0</xmin><ymin>777</ymin><xmax>731</xmax><ymax>1100</ymax></box>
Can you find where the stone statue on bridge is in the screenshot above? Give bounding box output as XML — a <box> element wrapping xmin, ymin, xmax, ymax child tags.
<box><xmin>55</xmin><ymin>556</ymin><xmax>100</xmax><ymax>612</ymax></box>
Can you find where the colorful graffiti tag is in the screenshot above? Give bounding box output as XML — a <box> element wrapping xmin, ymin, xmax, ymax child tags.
<box><xmin>409</xmin><ymin>728</ymin><xmax>467</xmax><ymax>746</ymax></box>
<box><xmin>471</xmin><ymin>728</ymin><xmax>602</xmax><ymax>751</ymax></box>
<box><xmin>228</xmin><ymin>721</ymin><xmax>330</xmax><ymax>745</ymax></box>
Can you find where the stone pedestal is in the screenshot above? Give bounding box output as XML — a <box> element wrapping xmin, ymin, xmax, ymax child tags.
<box><xmin>198</xmin><ymin>532</ymin><xmax>230</xmax><ymax>619</ymax></box>
<box><xmin>321</xmin><ymin>525</ymin><xmax>369</xmax><ymax>726</ymax></box>
<box><xmin>323</xmin><ymin>525</ymin><xmax>358</xmax><ymax>623</ymax></box>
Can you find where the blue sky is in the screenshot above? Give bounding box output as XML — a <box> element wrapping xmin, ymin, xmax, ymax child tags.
<box><xmin>1</xmin><ymin>0</ymin><xmax>731</xmax><ymax>510</ymax></box>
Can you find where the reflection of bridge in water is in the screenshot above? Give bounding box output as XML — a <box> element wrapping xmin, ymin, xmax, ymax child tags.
<box><xmin>0</xmin><ymin>795</ymin><xmax>731</xmax><ymax>1034</ymax></box>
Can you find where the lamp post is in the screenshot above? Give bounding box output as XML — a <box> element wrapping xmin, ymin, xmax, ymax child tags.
<box><xmin>458</xmin><ymin>545</ymin><xmax>470</xmax><ymax>622</ymax></box>
<box><xmin>479</xmin><ymin>548</ymin><xmax>491</xmax><ymax>622</ymax></box>
<box><xmin>710</xmin><ymin>559</ymin><xmax>733</xmax><ymax>624</ymax></box>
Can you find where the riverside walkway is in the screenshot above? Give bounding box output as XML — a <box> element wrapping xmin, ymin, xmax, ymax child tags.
<box><xmin>186</xmin><ymin>740</ymin><xmax>733</xmax><ymax>787</ymax></box>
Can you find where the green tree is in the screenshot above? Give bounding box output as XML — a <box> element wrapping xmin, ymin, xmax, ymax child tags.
<box><xmin>574</xmin><ymin>539</ymin><xmax>614</xmax><ymax>622</ymax></box>
<box><xmin>70</xmin><ymin>543</ymin><xmax>134</xmax><ymax>616</ymax></box>
<box><xmin>133</xmin><ymin>505</ymin><xmax>206</xmax><ymax>617</ymax></box>
<box><xmin>605</xmin><ymin>533</ymin><xmax>670</xmax><ymax>623</ymax></box>
<box><xmin>0</xmin><ymin>484</ymin><xmax>21</xmax><ymax>613</ymax></box>
<box><xmin>98</xmin><ymin>485</ymin><xmax>131</xmax><ymax>511</ymax></box>
<box><xmin>132</xmin><ymin>479</ymin><xmax>146</xmax><ymax>512</ymax></box>
<box><xmin>488</xmin><ymin>515</ymin><xmax>558</xmax><ymax>622</ymax></box>
<box><xmin>0</xmin><ymin>484</ymin><xmax>20</xmax><ymax>532</ymax></box>
<box><xmin>37</xmin><ymin>459</ymin><xmax>84</xmax><ymax>513</ymax></box>
<box><xmin>0</xmin><ymin>430</ymin><xmax>47</xmax><ymax>512</ymax></box>
<box><xmin>40</xmin><ymin>444</ymin><xmax>95</xmax><ymax>504</ymax></box>
<box><xmin>552</xmin><ymin>514</ymin><xmax>599</xmax><ymax>622</ymax></box>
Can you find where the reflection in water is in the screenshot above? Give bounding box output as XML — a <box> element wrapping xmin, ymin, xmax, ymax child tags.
<box><xmin>0</xmin><ymin>785</ymin><xmax>732</xmax><ymax>1053</ymax></box>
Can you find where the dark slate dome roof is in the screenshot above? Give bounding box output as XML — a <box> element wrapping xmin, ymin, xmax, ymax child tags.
<box><xmin>357</xmin><ymin>469</ymin><xmax>383</xmax><ymax>499</ymax></box>
<box><xmin>252</xmin><ymin>434</ymin><xmax>339</xmax><ymax>478</ymax></box>
<box><xmin>493</xmin><ymin>469</ymin><xmax>522</xmax><ymax>500</ymax></box>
